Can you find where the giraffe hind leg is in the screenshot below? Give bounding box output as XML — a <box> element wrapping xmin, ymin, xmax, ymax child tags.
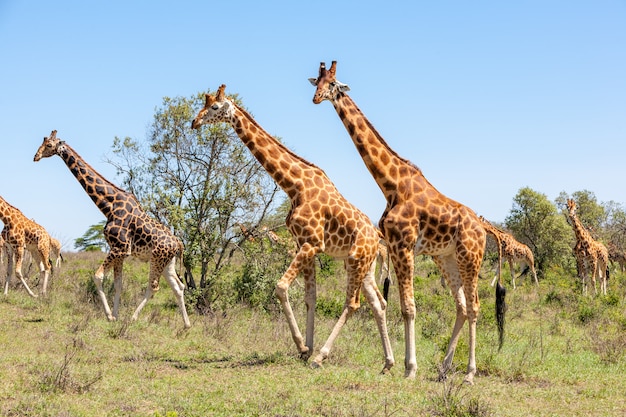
<box><xmin>140</xmin><ymin>257</ymin><xmax>191</xmax><ymax>328</ymax></box>
<box><xmin>312</xmin><ymin>258</ymin><xmax>395</xmax><ymax>374</ymax></box>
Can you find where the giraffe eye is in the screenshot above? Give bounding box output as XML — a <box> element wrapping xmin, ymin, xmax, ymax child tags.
<box><xmin>211</xmin><ymin>104</ymin><xmax>219</xmax><ymax>111</ymax></box>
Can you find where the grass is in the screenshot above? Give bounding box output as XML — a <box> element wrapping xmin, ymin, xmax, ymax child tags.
<box><xmin>0</xmin><ymin>251</ymin><xmax>624</xmax><ymax>416</ymax></box>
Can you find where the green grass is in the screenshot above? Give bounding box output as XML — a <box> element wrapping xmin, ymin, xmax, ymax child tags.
<box><xmin>0</xmin><ymin>252</ymin><xmax>624</xmax><ymax>416</ymax></box>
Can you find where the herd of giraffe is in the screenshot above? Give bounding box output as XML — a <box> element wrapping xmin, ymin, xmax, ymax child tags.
<box><xmin>0</xmin><ymin>60</ymin><xmax>617</xmax><ymax>384</ymax></box>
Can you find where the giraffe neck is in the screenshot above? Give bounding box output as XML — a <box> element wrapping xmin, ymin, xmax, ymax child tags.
<box><xmin>331</xmin><ymin>93</ymin><xmax>425</xmax><ymax>202</ymax></box>
<box><xmin>570</xmin><ymin>213</ymin><xmax>591</xmax><ymax>243</ymax></box>
<box><xmin>0</xmin><ymin>196</ymin><xmax>20</xmax><ymax>226</ymax></box>
<box><xmin>57</xmin><ymin>143</ymin><xmax>136</xmax><ymax>218</ymax></box>
<box><xmin>228</xmin><ymin>102</ymin><xmax>321</xmax><ymax>200</ymax></box>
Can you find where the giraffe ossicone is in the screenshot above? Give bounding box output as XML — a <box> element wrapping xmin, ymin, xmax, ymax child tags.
<box><xmin>34</xmin><ymin>130</ymin><xmax>191</xmax><ymax>328</ymax></box>
<box><xmin>192</xmin><ymin>84</ymin><xmax>394</xmax><ymax>373</ymax></box>
<box><xmin>311</xmin><ymin>60</ymin><xmax>506</xmax><ymax>384</ymax></box>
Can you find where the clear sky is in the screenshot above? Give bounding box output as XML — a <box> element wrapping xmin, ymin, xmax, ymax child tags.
<box><xmin>1</xmin><ymin>1</ymin><xmax>625</xmax><ymax>251</ymax></box>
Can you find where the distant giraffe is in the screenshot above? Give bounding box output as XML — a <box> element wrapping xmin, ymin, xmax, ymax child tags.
<box><xmin>0</xmin><ymin>195</ymin><xmax>52</xmax><ymax>297</ymax></box>
<box><xmin>34</xmin><ymin>130</ymin><xmax>191</xmax><ymax>327</ymax></box>
<box><xmin>50</xmin><ymin>236</ymin><xmax>63</xmax><ymax>268</ymax></box>
<box><xmin>607</xmin><ymin>242</ymin><xmax>626</xmax><ymax>273</ymax></box>
<box><xmin>236</xmin><ymin>222</ymin><xmax>257</xmax><ymax>242</ymax></box>
<box><xmin>310</xmin><ymin>61</ymin><xmax>505</xmax><ymax>384</ymax></box>
<box><xmin>565</xmin><ymin>199</ymin><xmax>609</xmax><ymax>295</ymax></box>
<box><xmin>192</xmin><ymin>85</ymin><xmax>394</xmax><ymax>372</ymax></box>
<box><xmin>479</xmin><ymin>216</ymin><xmax>539</xmax><ymax>289</ymax></box>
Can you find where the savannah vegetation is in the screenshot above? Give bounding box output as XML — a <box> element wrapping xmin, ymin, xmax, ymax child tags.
<box><xmin>2</xmin><ymin>89</ymin><xmax>625</xmax><ymax>416</ymax></box>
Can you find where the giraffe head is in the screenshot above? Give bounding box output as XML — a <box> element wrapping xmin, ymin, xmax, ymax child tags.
<box><xmin>308</xmin><ymin>61</ymin><xmax>350</xmax><ymax>104</ymax></box>
<box><xmin>191</xmin><ymin>84</ymin><xmax>235</xmax><ymax>129</ymax></box>
<box><xmin>33</xmin><ymin>130</ymin><xmax>66</xmax><ymax>162</ymax></box>
<box><xmin>566</xmin><ymin>199</ymin><xmax>577</xmax><ymax>216</ymax></box>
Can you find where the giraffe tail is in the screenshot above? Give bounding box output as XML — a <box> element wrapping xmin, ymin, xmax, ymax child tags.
<box><xmin>518</xmin><ymin>265</ymin><xmax>530</xmax><ymax>278</ymax></box>
<box><xmin>495</xmin><ymin>281</ymin><xmax>507</xmax><ymax>351</ymax></box>
<box><xmin>383</xmin><ymin>277</ymin><xmax>390</xmax><ymax>302</ymax></box>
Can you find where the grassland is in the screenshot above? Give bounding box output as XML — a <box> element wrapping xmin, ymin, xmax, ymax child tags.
<box><xmin>0</xmin><ymin>252</ymin><xmax>625</xmax><ymax>416</ymax></box>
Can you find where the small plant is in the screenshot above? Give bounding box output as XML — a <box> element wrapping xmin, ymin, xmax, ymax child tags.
<box><xmin>38</xmin><ymin>339</ymin><xmax>102</xmax><ymax>394</ymax></box>
<box><xmin>429</xmin><ymin>372</ymin><xmax>493</xmax><ymax>417</ymax></box>
<box><xmin>577</xmin><ymin>300</ymin><xmax>596</xmax><ymax>324</ymax></box>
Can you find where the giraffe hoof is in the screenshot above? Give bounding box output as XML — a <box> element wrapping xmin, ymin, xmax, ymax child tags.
<box><xmin>299</xmin><ymin>348</ymin><xmax>311</xmax><ymax>361</ymax></box>
<box><xmin>310</xmin><ymin>360</ymin><xmax>323</xmax><ymax>369</ymax></box>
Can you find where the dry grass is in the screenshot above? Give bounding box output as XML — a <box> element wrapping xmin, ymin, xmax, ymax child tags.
<box><xmin>0</xmin><ymin>251</ymin><xmax>624</xmax><ymax>416</ymax></box>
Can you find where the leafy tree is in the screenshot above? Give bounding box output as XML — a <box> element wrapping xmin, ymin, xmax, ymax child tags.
<box><xmin>505</xmin><ymin>187</ymin><xmax>572</xmax><ymax>275</ymax></box>
<box><xmin>603</xmin><ymin>201</ymin><xmax>626</xmax><ymax>248</ymax></box>
<box><xmin>107</xmin><ymin>90</ymin><xmax>283</xmax><ymax>310</ymax></box>
<box><xmin>74</xmin><ymin>220</ymin><xmax>108</xmax><ymax>252</ymax></box>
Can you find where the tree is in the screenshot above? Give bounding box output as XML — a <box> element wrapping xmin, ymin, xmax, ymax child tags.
<box><xmin>107</xmin><ymin>90</ymin><xmax>283</xmax><ymax>310</ymax></box>
<box><xmin>505</xmin><ymin>187</ymin><xmax>572</xmax><ymax>275</ymax></box>
<box><xmin>74</xmin><ymin>220</ymin><xmax>108</xmax><ymax>252</ymax></box>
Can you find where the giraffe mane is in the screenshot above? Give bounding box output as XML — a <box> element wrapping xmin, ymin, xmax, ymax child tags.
<box><xmin>232</xmin><ymin>101</ymin><xmax>328</xmax><ymax>174</ymax></box>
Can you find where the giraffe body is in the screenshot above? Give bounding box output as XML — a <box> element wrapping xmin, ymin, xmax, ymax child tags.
<box><xmin>0</xmin><ymin>196</ymin><xmax>52</xmax><ymax>297</ymax></box>
<box><xmin>607</xmin><ymin>242</ymin><xmax>626</xmax><ymax>273</ymax></box>
<box><xmin>310</xmin><ymin>61</ymin><xmax>505</xmax><ymax>384</ymax></box>
<box><xmin>566</xmin><ymin>199</ymin><xmax>609</xmax><ymax>295</ymax></box>
<box><xmin>479</xmin><ymin>216</ymin><xmax>539</xmax><ymax>289</ymax></box>
<box><xmin>192</xmin><ymin>85</ymin><xmax>394</xmax><ymax>372</ymax></box>
<box><xmin>34</xmin><ymin>131</ymin><xmax>191</xmax><ymax>328</ymax></box>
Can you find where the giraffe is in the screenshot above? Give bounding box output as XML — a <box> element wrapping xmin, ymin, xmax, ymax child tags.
<box><xmin>191</xmin><ymin>85</ymin><xmax>394</xmax><ymax>372</ymax></box>
<box><xmin>479</xmin><ymin>216</ymin><xmax>539</xmax><ymax>289</ymax></box>
<box><xmin>310</xmin><ymin>61</ymin><xmax>506</xmax><ymax>384</ymax></box>
<box><xmin>607</xmin><ymin>242</ymin><xmax>626</xmax><ymax>273</ymax></box>
<box><xmin>50</xmin><ymin>236</ymin><xmax>63</xmax><ymax>268</ymax></box>
<box><xmin>0</xmin><ymin>195</ymin><xmax>52</xmax><ymax>297</ymax></box>
<box><xmin>236</xmin><ymin>222</ymin><xmax>258</xmax><ymax>242</ymax></box>
<box><xmin>34</xmin><ymin>130</ymin><xmax>191</xmax><ymax>328</ymax></box>
<box><xmin>565</xmin><ymin>199</ymin><xmax>609</xmax><ymax>295</ymax></box>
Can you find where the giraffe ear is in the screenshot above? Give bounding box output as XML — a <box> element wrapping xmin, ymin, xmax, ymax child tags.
<box><xmin>308</xmin><ymin>78</ymin><xmax>317</xmax><ymax>86</ymax></box>
<box><xmin>335</xmin><ymin>80</ymin><xmax>350</xmax><ymax>92</ymax></box>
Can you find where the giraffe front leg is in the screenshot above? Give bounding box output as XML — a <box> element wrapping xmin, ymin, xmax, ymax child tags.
<box><xmin>510</xmin><ymin>262</ymin><xmax>517</xmax><ymax>290</ymax></box>
<box><xmin>464</xmin><ymin>313</ymin><xmax>478</xmax><ymax>385</ymax></box>
<box><xmin>93</xmin><ymin>255</ymin><xmax>118</xmax><ymax>321</ymax></box>
<box><xmin>112</xmin><ymin>262</ymin><xmax>124</xmax><ymax>320</ymax></box>
<box><xmin>275</xmin><ymin>243</ymin><xmax>318</xmax><ymax>359</ymax></box>
<box><xmin>4</xmin><ymin>249</ymin><xmax>13</xmax><ymax>296</ymax></box>
<box><xmin>14</xmin><ymin>250</ymin><xmax>37</xmax><ymax>298</ymax></box>
<box><xmin>33</xmin><ymin>253</ymin><xmax>50</xmax><ymax>296</ymax></box>
<box><xmin>390</xmin><ymin>244</ymin><xmax>417</xmax><ymax>378</ymax></box>
<box><xmin>462</xmin><ymin>273</ymin><xmax>481</xmax><ymax>385</ymax></box>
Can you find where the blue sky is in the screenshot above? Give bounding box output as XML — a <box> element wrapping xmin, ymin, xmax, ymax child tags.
<box><xmin>1</xmin><ymin>1</ymin><xmax>625</xmax><ymax>250</ymax></box>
